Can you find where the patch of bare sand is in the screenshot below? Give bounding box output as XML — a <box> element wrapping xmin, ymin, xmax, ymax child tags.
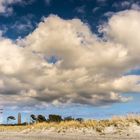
<box><xmin>0</xmin><ymin>125</ymin><xmax>138</xmax><ymax>140</ymax></box>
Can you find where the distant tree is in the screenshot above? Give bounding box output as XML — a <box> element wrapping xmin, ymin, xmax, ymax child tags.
<box><xmin>64</xmin><ymin>116</ymin><xmax>74</xmax><ymax>121</ymax></box>
<box><xmin>7</xmin><ymin>116</ymin><xmax>16</xmax><ymax>124</ymax></box>
<box><xmin>22</xmin><ymin>122</ymin><xmax>28</xmax><ymax>125</ymax></box>
<box><xmin>76</xmin><ymin>118</ymin><xmax>83</xmax><ymax>122</ymax></box>
<box><xmin>48</xmin><ymin>114</ymin><xmax>62</xmax><ymax>122</ymax></box>
<box><xmin>37</xmin><ymin>115</ymin><xmax>46</xmax><ymax>122</ymax></box>
<box><xmin>30</xmin><ymin>114</ymin><xmax>47</xmax><ymax>123</ymax></box>
<box><xmin>30</xmin><ymin>114</ymin><xmax>37</xmax><ymax>123</ymax></box>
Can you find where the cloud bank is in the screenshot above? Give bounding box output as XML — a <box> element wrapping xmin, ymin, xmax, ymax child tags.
<box><xmin>0</xmin><ymin>10</ymin><xmax>140</xmax><ymax>109</ymax></box>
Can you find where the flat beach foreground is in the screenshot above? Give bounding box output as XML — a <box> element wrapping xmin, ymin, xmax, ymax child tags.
<box><xmin>1</xmin><ymin>116</ymin><xmax>140</xmax><ymax>140</ymax></box>
<box><xmin>0</xmin><ymin>133</ymin><xmax>140</xmax><ymax>140</ymax></box>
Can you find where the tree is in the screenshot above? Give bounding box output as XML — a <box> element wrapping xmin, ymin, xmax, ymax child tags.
<box><xmin>37</xmin><ymin>115</ymin><xmax>46</xmax><ymax>122</ymax></box>
<box><xmin>7</xmin><ymin>116</ymin><xmax>16</xmax><ymax>124</ymax></box>
<box><xmin>30</xmin><ymin>114</ymin><xmax>37</xmax><ymax>123</ymax></box>
<box><xmin>48</xmin><ymin>114</ymin><xmax>62</xmax><ymax>122</ymax></box>
<box><xmin>30</xmin><ymin>114</ymin><xmax>46</xmax><ymax>123</ymax></box>
<box><xmin>76</xmin><ymin>118</ymin><xmax>83</xmax><ymax>122</ymax></box>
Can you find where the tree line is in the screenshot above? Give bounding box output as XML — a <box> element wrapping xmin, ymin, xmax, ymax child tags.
<box><xmin>7</xmin><ymin>114</ymin><xmax>83</xmax><ymax>124</ymax></box>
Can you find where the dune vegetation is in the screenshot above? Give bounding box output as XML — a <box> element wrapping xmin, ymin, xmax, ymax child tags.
<box><xmin>1</xmin><ymin>114</ymin><xmax>140</xmax><ymax>134</ymax></box>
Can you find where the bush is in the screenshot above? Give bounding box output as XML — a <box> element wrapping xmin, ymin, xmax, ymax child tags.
<box><xmin>64</xmin><ymin>116</ymin><xmax>74</xmax><ymax>121</ymax></box>
<box><xmin>76</xmin><ymin>118</ymin><xmax>83</xmax><ymax>122</ymax></box>
<box><xmin>37</xmin><ymin>115</ymin><xmax>46</xmax><ymax>122</ymax></box>
<box><xmin>48</xmin><ymin>114</ymin><xmax>62</xmax><ymax>122</ymax></box>
<box><xmin>30</xmin><ymin>114</ymin><xmax>37</xmax><ymax>123</ymax></box>
<box><xmin>7</xmin><ymin>116</ymin><xmax>16</xmax><ymax>124</ymax></box>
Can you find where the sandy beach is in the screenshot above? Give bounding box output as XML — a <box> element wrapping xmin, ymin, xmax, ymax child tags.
<box><xmin>1</xmin><ymin>118</ymin><xmax>140</xmax><ymax>140</ymax></box>
<box><xmin>0</xmin><ymin>132</ymin><xmax>140</xmax><ymax>140</ymax></box>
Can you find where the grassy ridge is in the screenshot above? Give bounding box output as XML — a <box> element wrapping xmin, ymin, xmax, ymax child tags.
<box><xmin>0</xmin><ymin>115</ymin><xmax>140</xmax><ymax>133</ymax></box>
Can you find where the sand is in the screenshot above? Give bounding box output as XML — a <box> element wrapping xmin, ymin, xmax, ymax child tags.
<box><xmin>1</xmin><ymin>120</ymin><xmax>140</xmax><ymax>140</ymax></box>
<box><xmin>0</xmin><ymin>133</ymin><xmax>139</xmax><ymax>140</ymax></box>
<box><xmin>0</xmin><ymin>124</ymin><xmax>140</xmax><ymax>140</ymax></box>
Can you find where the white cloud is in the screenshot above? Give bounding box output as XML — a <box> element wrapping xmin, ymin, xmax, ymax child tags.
<box><xmin>0</xmin><ymin>0</ymin><xmax>20</xmax><ymax>14</ymax></box>
<box><xmin>0</xmin><ymin>0</ymin><xmax>34</xmax><ymax>15</ymax></box>
<box><xmin>113</xmin><ymin>75</ymin><xmax>140</xmax><ymax>92</ymax></box>
<box><xmin>112</xmin><ymin>1</ymin><xmax>140</xmax><ymax>11</ymax></box>
<box><xmin>131</xmin><ymin>4</ymin><xmax>140</xmax><ymax>10</ymax></box>
<box><xmin>0</xmin><ymin>37</ymin><xmax>24</xmax><ymax>74</ymax></box>
<box><xmin>104</xmin><ymin>11</ymin><xmax>115</xmax><ymax>17</ymax></box>
<box><xmin>104</xmin><ymin>10</ymin><xmax>140</xmax><ymax>58</ymax></box>
<box><xmin>1</xmin><ymin>9</ymin><xmax>140</xmax><ymax>109</ymax></box>
<box><xmin>11</xmin><ymin>14</ymin><xmax>35</xmax><ymax>33</ymax></box>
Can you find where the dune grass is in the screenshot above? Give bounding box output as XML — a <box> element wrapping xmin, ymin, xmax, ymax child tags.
<box><xmin>0</xmin><ymin>115</ymin><xmax>140</xmax><ymax>133</ymax></box>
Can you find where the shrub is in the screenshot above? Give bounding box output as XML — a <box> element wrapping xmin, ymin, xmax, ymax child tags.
<box><xmin>48</xmin><ymin>114</ymin><xmax>62</xmax><ymax>122</ymax></box>
<box><xmin>64</xmin><ymin>116</ymin><xmax>74</xmax><ymax>121</ymax></box>
<box><xmin>7</xmin><ymin>116</ymin><xmax>16</xmax><ymax>124</ymax></box>
<box><xmin>37</xmin><ymin>115</ymin><xmax>47</xmax><ymax>122</ymax></box>
<box><xmin>30</xmin><ymin>114</ymin><xmax>37</xmax><ymax>123</ymax></box>
<box><xmin>76</xmin><ymin>118</ymin><xmax>83</xmax><ymax>122</ymax></box>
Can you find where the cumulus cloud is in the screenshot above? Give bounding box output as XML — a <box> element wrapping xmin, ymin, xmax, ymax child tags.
<box><xmin>103</xmin><ymin>10</ymin><xmax>140</xmax><ymax>62</ymax></box>
<box><xmin>1</xmin><ymin>9</ymin><xmax>140</xmax><ymax>109</ymax></box>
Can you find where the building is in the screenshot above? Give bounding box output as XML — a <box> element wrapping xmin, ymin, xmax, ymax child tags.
<box><xmin>18</xmin><ymin>113</ymin><xmax>21</xmax><ymax>124</ymax></box>
<box><xmin>0</xmin><ymin>109</ymin><xmax>3</xmax><ymax>124</ymax></box>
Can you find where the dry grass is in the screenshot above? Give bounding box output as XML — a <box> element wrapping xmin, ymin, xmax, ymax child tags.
<box><xmin>0</xmin><ymin>114</ymin><xmax>140</xmax><ymax>133</ymax></box>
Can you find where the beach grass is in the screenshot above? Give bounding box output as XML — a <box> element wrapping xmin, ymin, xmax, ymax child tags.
<box><xmin>0</xmin><ymin>114</ymin><xmax>140</xmax><ymax>133</ymax></box>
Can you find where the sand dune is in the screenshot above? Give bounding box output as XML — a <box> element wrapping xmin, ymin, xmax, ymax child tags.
<box><xmin>1</xmin><ymin>116</ymin><xmax>140</xmax><ymax>140</ymax></box>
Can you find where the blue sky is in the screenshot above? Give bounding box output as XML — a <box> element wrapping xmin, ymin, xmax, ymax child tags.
<box><xmin>3</xmin><ymin>93</ymin><xmax>140</xmax><ymax>124</ymax></box>
<box><xmin>0</xmin><ymin>0</ymin><xmax>140</xmax><ymax>123</ymax></box>
<box><xmin>1</xmin><ymin>0</ymin><xmax>140</xmax><ymax>39</ymax></box>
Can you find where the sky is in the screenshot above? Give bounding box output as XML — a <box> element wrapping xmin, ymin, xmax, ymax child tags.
<box><xmin>1</xmin><ymin>0</ymin><xmax>140</xmax><ymax>123</ymax></box>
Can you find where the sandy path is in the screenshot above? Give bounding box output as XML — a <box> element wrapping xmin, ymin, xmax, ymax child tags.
<box><xmin>0</xmin><ymin>134</ymin><xmax>140</xmax><ymax>140</ymax></box>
